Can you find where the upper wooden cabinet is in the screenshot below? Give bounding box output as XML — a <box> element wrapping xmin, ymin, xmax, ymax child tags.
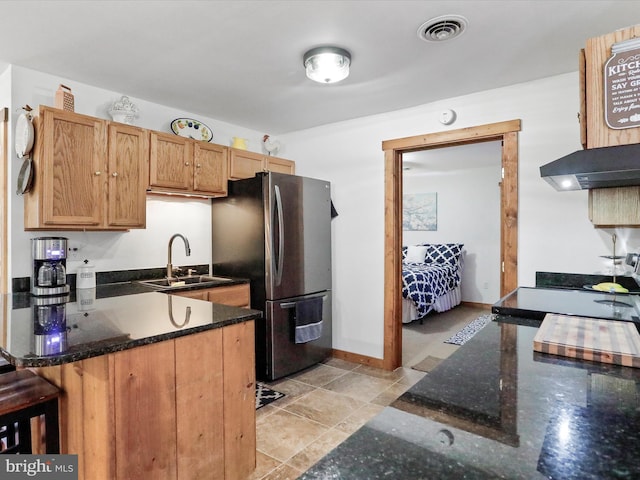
<box><xmin>581</xmin><ymin>25</ymin><xmax>640</xmax><ymax>149</ymax></box>
<box><xmin>589</xmin><ymin>186</ymin><xmax>640</xmax><ymax>227</ymax></box>
<box><xmin>23</xmin><ymin>107</ymin><xmax>297</xmax><ymax>230</ymax></box>
<box><xmin>108</xmin><ymin>123</ymin><xmax>150</xmax><ymax>228</ymax></box>
<box><xmin>229</xmin><ymin>148</ymin><xmax>295</xmax><ymax>180</ymax></box>
<box><xmin>24</xmin><ymin>106</ymin><xmax>149</xmax><ymax>230</ymax></box>
<box><xmin>581</xmin><ymin>25</ymin><xmax>640</xmax><ymax>226</ymax></box>
<box><xmin>149</xmin><ymin>132</ymin><xmax>228</xmax><ymax>196</ymax></box>
<box><xmin>266</xmin><ymin>155</ymin><xmax>296</xmax><ymax>175</ymax></box>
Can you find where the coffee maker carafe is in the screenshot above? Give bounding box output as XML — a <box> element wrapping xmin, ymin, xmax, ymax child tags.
<box><xmin>32</xmin><ymin>237</ymin><xmax>70</xmax><ymax>296</ymax></box>
<box><xmin>32</xmin><ymin>298</ymin><xmax>68</xmax><ymax>356</ymax></box>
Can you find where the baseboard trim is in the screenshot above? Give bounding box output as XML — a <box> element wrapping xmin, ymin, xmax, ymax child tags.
<box><xmin>331</xmin><ymin>349</ymin><xmax>385</xmax><ymax>369</ymax></box>
<box><xmin>332</xmin><ymin>303</ymin><xmax>490</xmax><ymax>371</ymax></box>
<box><xmin>461</xmin><ymin>301</ymin><xmax>492</xmax><ymax>309</ymax></box>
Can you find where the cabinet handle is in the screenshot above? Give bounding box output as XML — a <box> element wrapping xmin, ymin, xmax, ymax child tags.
<box><xmin>112</xmin><ymin>172</ymin><xmax>118</xmax><ymax>177</ymax></box>
<box><xmin>94</xmin><ymin>171</ymin><xmax>101</xmax><ymax>176</ymax></box>
<box><xmin>196</xmin><ymin>163</ymin><xmax>201</xmax><ymax>168</ymax></box>
<box><xmin>185</xmin><ymin>161</ymin><xmax>190</xmax><ymax>166</ymax></box>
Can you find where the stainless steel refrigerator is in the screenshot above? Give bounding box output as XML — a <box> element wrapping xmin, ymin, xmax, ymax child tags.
<box><xmin>211</xmin><ymin>172</ymin><xmax>332</xmax><ymax>380</ymax></box>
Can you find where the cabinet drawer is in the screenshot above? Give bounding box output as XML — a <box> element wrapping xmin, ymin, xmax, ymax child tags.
<box><xmin>173</xmin><ymin>289</ymin><xmax>209</xmax><ymax>301</ymax></box>
<box><xmin>172</xmin><ymin>284</ymin><xmax>251</xmax><ymax>308</ymax></box>
<box><xmin>207</xmin><ymin>284</ymin><xmax>250</xmax><ymax>308</ymax></box>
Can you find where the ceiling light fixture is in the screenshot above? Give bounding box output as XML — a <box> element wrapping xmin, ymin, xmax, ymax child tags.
<box><xmin>303</xmin><ymin>46</ymin><xmax>351</xmax><ymax>84</ymax></box>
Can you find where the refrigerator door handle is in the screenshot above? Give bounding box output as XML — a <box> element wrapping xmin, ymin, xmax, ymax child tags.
<box><xmin>280</xmin><ymin>296</ymin><xmax>327</xmax><ymax>309</ymax></box>
<box><xmin>274</xmin><ymin>184</ymin><xmax>284</xmax><ymax>286</ymax></box>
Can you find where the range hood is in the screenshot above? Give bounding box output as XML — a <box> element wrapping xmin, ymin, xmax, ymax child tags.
<box><xmin>539</xmin><ymin>143</ymin><xmax>640</xmax><ymax>191</ymax></box>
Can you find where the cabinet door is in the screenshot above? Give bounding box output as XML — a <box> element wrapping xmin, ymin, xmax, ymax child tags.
<box><xmin>40</xmin><ymin>107</ymin><xmax>106</xmax><ymax>226</ymax></box>
<box><xmin>266</xmin><ymin>156</ymin><xmax>295</xmax><ymax>175</ymax></box>
<box><xmin>149</xmin><ymin>132</ymin><xmax>193</xmax><ymax>190</ymax></box>
<box><xmin>113</xmin><ymin>341</ymin><xmax>177</xmax><ymax>479</ymax></box>
<box><xmin>207</xmin><ymin>284</ymin><xmax>250</xmax><ymax>308</ymax></box>
<box><xmin>589</xmin><ymin>187</ymin><xmax>640</xmax><ymax>227</ymax></box>
<box><xmin>222</xmin><ymin>321</ymin><xmax>256</xmax><ymax>480</ymax></box>
<box><xmin>193</xmin><ymin>142</ymin><xmax>228</xmax><ymax>195</ymax></box>
<box><xmin>585</xmin><ymin>25</ymin><xmax>640</xmax><ymax>148</ymax></box>
<box><xmin>108</xmin><ymin>123</ymin><xmax>149</xmax><ymax>228</ymax></box>
<box><xmin>175</xmin><ymin>329</ymin><xmax>224</xmax><ymax>479</ymax></box>
<box><xmin>229</xmin><ymin>149</ymin><xmax>264</xmax><ymax>179</ymax></box>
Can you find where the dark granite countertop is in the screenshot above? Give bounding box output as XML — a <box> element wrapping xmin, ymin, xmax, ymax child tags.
<box><xmin>0</xmin><ymin>283</ymin><xmax>261</xmax><ymax>368</ymax></box>
<box><xmin>535</xmin><ymin>271</ymin><xmax>640</xmax><ymax>293</ymax></box>
<box><xmin>493</xmin><ymin>286</ymin><xmax>640</xmax><ymax>323</ymax></box>
<box><xmin>300</xmin><ymin>318</ymin><xmax>640</xmax><ymax>479</ymax></box>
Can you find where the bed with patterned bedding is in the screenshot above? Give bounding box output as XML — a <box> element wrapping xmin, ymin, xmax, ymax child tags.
<box><xmin>402</xmin><ymin>243</ymin><xmax>464</xmax><ymax>323</ymax></box>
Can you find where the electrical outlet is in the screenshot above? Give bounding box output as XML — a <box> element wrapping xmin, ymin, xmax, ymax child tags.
<box><xmin>68</xmin><ymin>246</ymin><xmax>80</xmax><ymax>259</ymax></box>
<box><xmin>483</xmin><ymin>282</ymin><xmax>489</xmax><ymax>290</ymax></box>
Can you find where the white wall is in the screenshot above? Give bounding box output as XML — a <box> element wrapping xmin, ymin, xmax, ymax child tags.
<box><xmin>403</xmin><ymin>161</ymin><xmax>502</xmax><ymax>305</ymax></box>
<box><xmin>8</xmin><ymin>66</ymin><xmax>640</xmax><ymax>361</ymax></box>
<box><xmin>9</xmin><ymin>66</ymin><xmax>266</xmax><ymax>280</ymax></box>
<box><xmin>280</xmin><ymin>72</ymin><xmax>640</xmax><ymax>359</ymax></box>
<box><xmin>0</xmin><ymin>65</ymin><xmax>11</xmax><ymax>110</ymax></box>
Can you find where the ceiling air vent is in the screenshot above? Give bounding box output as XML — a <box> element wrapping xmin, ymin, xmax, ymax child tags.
<box><xmin>418</xmin><ymin>15</ymin><xmax>468</xmax><ymax>42</ymax></box>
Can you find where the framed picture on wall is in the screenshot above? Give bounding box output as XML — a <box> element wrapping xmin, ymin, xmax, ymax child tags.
<box><xmin>403</xmin><ymin>193</ymin><xmax>437</xmax><ymax>231</ymax></box>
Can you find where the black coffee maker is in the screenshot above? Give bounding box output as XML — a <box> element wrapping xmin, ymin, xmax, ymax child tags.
<box><xmin>32</xmin><ymin>237</ymin><xmax>70</xmax><ymax>296</ymax></box>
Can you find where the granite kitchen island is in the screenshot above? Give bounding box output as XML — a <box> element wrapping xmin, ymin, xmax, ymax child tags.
<box><xmin>300</xmin><ymin>309</ymin><xmax>640</xmax><ymax>479</ymax></box>
<box><xmin>0</xmin><ymin>288</ymin><xmax>261</xmax><ymax>480</ymax></box>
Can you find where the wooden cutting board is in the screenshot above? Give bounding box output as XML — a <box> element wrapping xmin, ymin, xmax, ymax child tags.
<box><xmin>533</xmin><ymin>314</ymin><xmax>640</xmax><ymax>368</ymax></box>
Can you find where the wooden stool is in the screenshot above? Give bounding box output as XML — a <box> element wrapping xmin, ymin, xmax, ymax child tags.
<box><xmin>0</xmin><ymin>369</ymin><xmax>60</xmax><ymax>454</ymax></box>
<box><xmin>0</xmin><ymin>357</ymin><xmax>15</xmax><ymax>374</ymax></box>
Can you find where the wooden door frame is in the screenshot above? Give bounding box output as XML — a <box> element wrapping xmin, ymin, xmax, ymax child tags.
<box><xmin>381</xmin><ymin>120</ymin><xmax>521</xmax><ymax>370</ymax></box>
<box><xmin>0</xmin><ymin>108</ymin><xmax>7</xmax><ymax>294</ymax></box>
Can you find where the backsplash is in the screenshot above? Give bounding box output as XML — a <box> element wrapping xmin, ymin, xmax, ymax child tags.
<box><xmin>12</xmin><ymin>264</ymin><xmax>209</xmax><ymax>293</ymax></box>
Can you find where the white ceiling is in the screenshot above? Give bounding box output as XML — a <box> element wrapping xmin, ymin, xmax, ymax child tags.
<box><xmin>0</xmin><ymin>1</ymin><xmax>638</xmax><ymax>135</ymax></box>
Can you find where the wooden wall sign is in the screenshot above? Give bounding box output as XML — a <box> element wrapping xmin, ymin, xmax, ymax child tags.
<box><xmin>604</xmin><ymin>37</ymin><xmax>640</xmax><ymax>129</ymax></box>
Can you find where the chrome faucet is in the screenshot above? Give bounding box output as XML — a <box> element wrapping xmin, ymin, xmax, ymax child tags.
<box><xmin>167</xmin><ymin>233</ymin><xmax>191</xmax><ymax>279</ymax></box>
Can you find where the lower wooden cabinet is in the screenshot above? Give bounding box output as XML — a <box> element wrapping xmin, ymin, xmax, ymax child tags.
<box><xmin>173</xmin><ymin>283</ymin><xmax>250</xmax><ymax>308</ymax></box>
<box><xmin>36</xmin><ymin>322</ymin><xmax>256</xmax><ymax>480</ymax></box>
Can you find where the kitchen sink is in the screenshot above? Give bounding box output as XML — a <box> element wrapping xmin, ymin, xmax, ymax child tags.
<box><xmin>138</xmin><ymin>275</ymin><xmax>234</xmax><ymax>290</ymax></box>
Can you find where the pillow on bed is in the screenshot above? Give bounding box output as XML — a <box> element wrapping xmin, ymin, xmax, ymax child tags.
<box><xmin>405</xmin><ymin>245</ymin><xmax>429</xmax><ymax>263</ymax></box>
<box><xmin>423</xmin><ymin>243</ymin><xmax>464</xmax><ymax>266</ymax></box>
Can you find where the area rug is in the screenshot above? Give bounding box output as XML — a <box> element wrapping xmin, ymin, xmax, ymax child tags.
<box><xmin>444</xmin><ymin>313</ymin><xmax>494</xmax><ymax>346</ymax></box>
<box><xmin>411</xmin><ymin>355</ymin><xmax>443</xmax><ymax>373</ymax></box>
<box><xmin>255</xmin><ymin>383</ymin><xmax>285</xmax><ymax>410</ymax></box>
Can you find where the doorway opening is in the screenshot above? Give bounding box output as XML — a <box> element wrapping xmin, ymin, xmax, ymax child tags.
<box><xmin>0</xmin><ymin>107</ymin><xmax>7</xmax><ymax>294</ymax></box>
<box><xmin>401</xmin><ymin>141</ymin><xmax>502</xmax><ymax>365</ymax></box>
<box><xmin>381</xmin><ymin>120</ymin><xmax>521</xmax><ymax>370</ymax></box>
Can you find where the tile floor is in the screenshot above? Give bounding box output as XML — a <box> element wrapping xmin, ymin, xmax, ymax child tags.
<box><xmin>251</xmin><ymin>304</ymin><xmax>491</xmax><ymax>479</ymax></box>
<box><xmin>251</xmin><ymin>358</ymin><xmax>426</xmax><ymax>479</ymax></box>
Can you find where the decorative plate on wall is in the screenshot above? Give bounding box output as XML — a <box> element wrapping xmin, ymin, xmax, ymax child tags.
<box><xmin>15</xmin><ymin>111</ymin><xmax>34</xmax><ymax>158</ymax></box>
<box><xmin>170</xmin><ymin>118</ymin><xmax>212</xmax><ymax>142</ymax></box>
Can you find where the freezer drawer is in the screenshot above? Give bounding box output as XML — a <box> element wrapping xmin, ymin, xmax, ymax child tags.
<box><xmin>259</xmin><ymin>291</ymin><xmax>332</xmax><ymax>381</ymax></box>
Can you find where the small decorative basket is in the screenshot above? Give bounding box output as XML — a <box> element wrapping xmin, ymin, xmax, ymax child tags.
<box><xmin>108</xmin><ymin>96</ymin><xmax>138</xmax><ymax>125</ymax></box>
<box><xmin>54</xmin><ymin>84</ymin><xmax>75</xmax><ymax>112</ymax></box>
